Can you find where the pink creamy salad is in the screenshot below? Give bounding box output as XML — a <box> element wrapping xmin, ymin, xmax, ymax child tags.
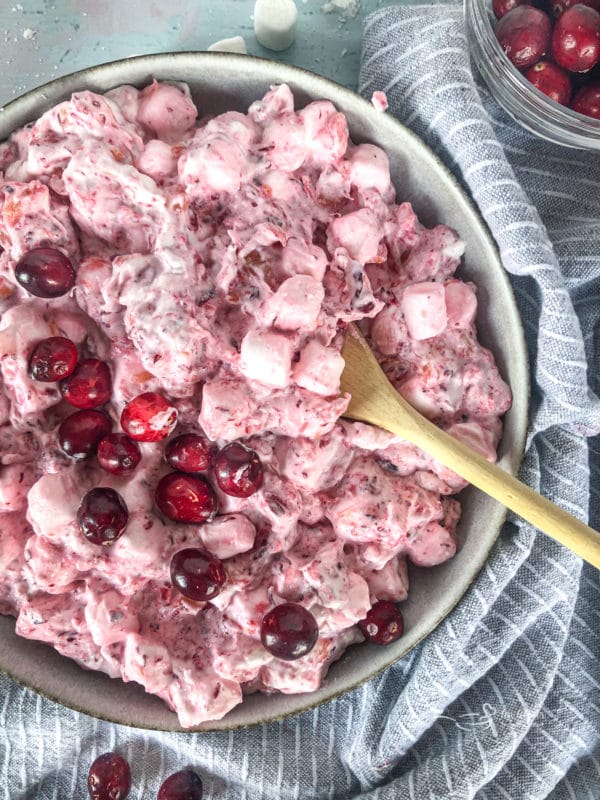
<box><xmin>0</xmin><ymin>81</ymin><xmax>511</xmax><ymax>727</ymax></box>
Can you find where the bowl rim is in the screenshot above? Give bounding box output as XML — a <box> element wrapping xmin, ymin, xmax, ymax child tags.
<box><xmin>0</xmin><ymin>50</ymin><xmax>529</xmax><ymax>732</ymax></box>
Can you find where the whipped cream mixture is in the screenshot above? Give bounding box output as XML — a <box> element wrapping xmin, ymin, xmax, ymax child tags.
<box><xmin>0</xmin><ymin>81</ymin><xmax>511</xmax><ymax>727</ymax></box>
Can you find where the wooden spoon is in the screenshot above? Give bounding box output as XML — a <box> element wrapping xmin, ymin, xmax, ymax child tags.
<box><xmin>340</xmin><ymin>324</ymin><xmax>600</xmax><ymax>570</ymax></box>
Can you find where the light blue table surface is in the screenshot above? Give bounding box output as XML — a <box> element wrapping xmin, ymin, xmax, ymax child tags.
<box><xmin>0</xmin><ymin>0</ymin><xmax>432</xmax><ymax>108</ymax></box>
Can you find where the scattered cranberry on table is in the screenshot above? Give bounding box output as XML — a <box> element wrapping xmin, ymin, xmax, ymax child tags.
<box><xmin>28</xmin><ymin>336</ymin><xmax>78</xmax><ymax>382</ymax></box>
<box><xmin>87</xmin><ymin>752</ymin><xmax>131</xmax><ymax>800</ymax></box>
<box><xmin>493</xmin><ymin>1</ymin><xmax>600</xmax><ymax>117</ymax></box>
<box><xmin>61</xmin><ymin>358</ymin><xmax>112</xmax><ymax>409</ymax></box>
<box><xmin>121</xmin><ymin>391</ymin><xmax>178</xmax><ymax>442</ymax></box>
<box><xmin>77</xmin><ymin>487</ymin><xmax>129</xmax><ymax>546</ymax></box>
<box><xmin>260</xmin><ymin>602</ymin><xmax>319</xmax><ymax>661</ymax></box>
<box><xmin>157</xmin><ymin>768</ymin><xmax>203</xmax><ymax>800</ymax></box>
<box><xmin>170</xmin><ymin>547</ymin><xmax>226</xmax><ymax>601</ymax></box>
<box><xmin>165</xmin><ymin>432</ymin><xmax>212</xmax><ymax>473</ymax></box>
<box><xmin>155</xmin><ymin>472</ymin><xmax>218</xmax><ymax>523</ymax></box>
<box><xmin>58</xmin><ymin>409</ymin><xmax>112</xmax><ymax>460</ymax></box>
<box><xmin>358</xmin><ymin>601</ymin><xmax>404</xmax><ymax>645</ymax></box>
<box><xmin>14</xmin><ymin>247</ymin><xmax>76</xmax><ymax>298</ymax></box>
<box><xmin>97</xmin><ymin>433</ymin><xmax>142</xmax><ymax>476</ymax></box>
<box><xmin>214</xmin><ymin>441</ymin><xmax>263</xmax><ymax>498</ymax></box>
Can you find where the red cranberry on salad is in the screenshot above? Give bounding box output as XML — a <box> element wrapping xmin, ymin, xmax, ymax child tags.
<box><xmin>77</xmin><ymin>487</ymin><xmax>129</xmax><ymax>546</ymax></box>
<box><xmin>165</xmin><ymin>432</ymin><xmax>212</xmax><ymax>473</ymax></box>
<box><xmin>260</xmin><ymin>602</ymin><xmax>319</xmax><ymax>661</ymax></box>
<box><xmin>214</xmin><ymin>442</ymin><xmax>263</xmax><ymax>498</ymax></box>
<box><xmin>121</xmin><ymin>392</ymin><xmax>177</xmax><ymax>442</ymax></box>
<box><xmin>61</xmin><ymin>358</ymin><xmax>112</xmax><ymax>409</ymax></box>
<box><xmin>155</xmin><ymin>472</ymin><xmax>218</xmax><ymax>523</ymax></box>
<box><xmin>170</xmin><ymin>547</ymin><xmax>226</xmax><ymax>601</ymax></box>
<box><xmin>28</xmin><ymin>336</ymin><xmax>78</xmax><ymax>382</ymax></box>
<box><xmin>58</xmin><ymin>409</ymin><xmax>112</xmax><ymax>460</ymax></box>
<box><xmin>14</xmin><ymin>247</ymin><xmax>75</xmax><ymax>298</ymax></box>
<box><xmin>97</xmin><ymin>433</ymin><xmax>142</xmax><ymax>476</ymax></box>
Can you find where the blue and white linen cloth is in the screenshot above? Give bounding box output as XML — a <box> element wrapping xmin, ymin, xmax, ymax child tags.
<box><xmin>1</xmin><ymin>4</ymin><xmax>599</xmax><ymax>798</ymax></box>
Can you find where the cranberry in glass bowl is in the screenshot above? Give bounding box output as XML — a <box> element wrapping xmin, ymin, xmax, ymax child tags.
<box><xmin>465</xmin><ymin>0</ymin><xmax>600</xmax><ymax>148</ymax></box>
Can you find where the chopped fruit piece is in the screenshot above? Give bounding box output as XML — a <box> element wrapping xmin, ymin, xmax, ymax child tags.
<box><xmin>165</xmin><ymin>432</ymin><xmax>212</xmax><ymax>473</ymax></box>
<box><xmin>121</xmin><ymin>392</ymin><xmax>178</xmax><ymax>442</ymax></box>
<box><xmin>87</xmin><ymin>752</ymin><xmax>131</xmax><ymax>800</ymax></box>
<box><xmin>28</xmin><ymin>336</ymin><xmax>78</xmax><ymax>382</ymax></box>
<box><xmin>77</xmin><ymin>487</ymin><xmax>129</xmax><ymax>546</ymax></box>
<box><xmin>358</xmin><ymin>601</ymin><xmax>404</xmax><ymax>645</ymax></box>
<box><xmin>14</xmin><ymin>247</ymin><xmax>76</xmax><ymax>298</ymax></box>
<box><xmin>170</xmin><ymin>547</ymin><xmax>225</xmax><ymax>601</ymax></box>
<box><xmin>158</xmin><ymin>769</ymin><xmax>203</xmax><ymax>800</ymax></box>
<box><xmin>260</xmin><ymin>602</ymin><xmax>319</xmax><ymax>661</ymax></box>
<box><xmin>61</xmin><ymin>358</ymin><xmax>112</xmax><ymax>409</ymax></box>
<box><xmin>58</xmin><ymin>409</ymin><xmax>112</xmax><ymax>460</ymax></box>
<box><xmin>155</xmin><ymin>472</ymin><xmax>218</xmax><ymax>523</ymax></box>
<box><xmin>97</xmin><ymin>433</ymin><xmax>142</xmax><ymax>476</ymax></box>
<box><xmin>214</xmin><ymin>442</ymin><xmax>263</xmax><ymax>498</ymax></box>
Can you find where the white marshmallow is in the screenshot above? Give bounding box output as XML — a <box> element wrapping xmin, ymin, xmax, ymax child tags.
<box><xmin>254</xmin><ymin>0</ymin><xmax>297</xmax><ymax>52</ymax></box>
<box><xmin>207</xmin><ymin>36</ymin><xmax>248</xmax><ymax>54</ymax></box>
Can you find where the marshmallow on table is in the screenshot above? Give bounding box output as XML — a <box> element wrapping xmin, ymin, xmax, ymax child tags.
<box><xmin>207</xmin><ymin>36</ymin><xmax>248</xmax><ymax>54</ymax></box>
<box><xmin>254</xmin><ymin>0</ymin><xmax>297</xmax><ymax>52</ymax></box>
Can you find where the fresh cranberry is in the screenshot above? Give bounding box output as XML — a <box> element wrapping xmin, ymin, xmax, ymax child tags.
<box><xmin>77</xmin><ymin>487</ymin><xmax>128</xmax><ymax>546</ymax></box>
<box><xmin>170</xmin><ymin>548</ymin><xmax>226</xmax><ymax>601</ymax></box>
<box><xmin>552</xmin><ymin>0</ymin><xmax>600</xmax><ymax>18</ymax></box>
<box><xmin>14</xmin><ymin>247</ymin><xmax>75</xmax><ymax>298</ymax></box>
<box><xmin>165</xmin><ymin>433</ymin><xmax>212</xmax><ymax>473</ymax></box>
<box><xmin>155</xmin><ymin>472</ymin><xmax>218</xmax><ymax>523</ymax></box>
<box><xmin>358</xmin><ymin>601</ymin><xmax>404</xmax><ymax>645</ymax></box>
<box><xmin>260</xmin><ymin>602</ymin><xmax>319</xmax><ymax>661</ymax></box>
<box><xmin>61</xmin><ymin>358</ymin><xmax>112</xmax><ymax>409</ymax></box>
<box><xmin>214</xmin><ymin>442</ymin><xmax>263</xmax><ymax>498</ymax></box>
<box><xmin>158</xmin><ymin>769</ymin><xmax>203</xmax><ymax>800</ymax></box>
<box><xmin>28</xmin><ymin>336</ymin><xmax>78</xmax><ymax>382</ymax></box>
<box><xmin>571</xmin><ymin>81</ymin><xmax>600</xmax><ymax>113</ymax></box>
<box><xmin>121</xmin><ymin>392</ymin><xmax>177</xmax><ymax>442</ymax></box>
<box><xmin>525</xmin><ymin>60</ymin><xmax>572</xmax><ymax>103</ymax></box>
<box><xmin>87</xmin><ymin>752</ymin><xmax>131</xmax><ymax>800</ymax></box>
<box><xmin>58</xmin><ymin>409</ymin><xmax>112</xmax><ymax>460</ymax></box>
<box><xmin>493</xmin><ymin>0</ymin><xmax>527</xmax><ymax>20</ymax></box>
<box><xmin>552</xmin><ymin>4</ymin><xmax>600</xmax><ymax>71</ymax></box>
<box><xmin>97</xmin><ymin>433</ymin><xmax>142</xmax><ymax>476</ymax></box>
<box><xmin>496</xmin><ymin>5</ymin><xmax>552</xmax><ymax>70</ymax></box>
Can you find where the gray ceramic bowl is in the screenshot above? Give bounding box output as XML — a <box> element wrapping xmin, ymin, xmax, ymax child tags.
<box><xmin>0</xmin><ymin>53</ymin><xmax>528</xmax><ymax>731</ymax></box>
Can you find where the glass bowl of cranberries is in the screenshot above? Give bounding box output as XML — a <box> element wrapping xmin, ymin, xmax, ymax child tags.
<box><xmin>465</xmin><ymin>0</ymin><xmax>600</xmax><ymax>148</ymax></box>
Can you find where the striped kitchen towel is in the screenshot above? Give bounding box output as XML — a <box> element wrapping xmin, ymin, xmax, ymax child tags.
<box><xmin>1</xmin><ymin>3</ymin><xmax>599</xmax><ymax>799</ymax></box>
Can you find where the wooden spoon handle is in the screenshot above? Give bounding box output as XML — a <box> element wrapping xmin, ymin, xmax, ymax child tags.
<box><xmin>358</xmin><ymin>389</ymin><xmax>600</xmax><ymax>569</ymax></box>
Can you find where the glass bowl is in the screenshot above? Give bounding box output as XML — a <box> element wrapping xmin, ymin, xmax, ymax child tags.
<box><xmin>464</xmin><ymin>0</ymin><xmax>600</xmax><ymax>150</ymax></box>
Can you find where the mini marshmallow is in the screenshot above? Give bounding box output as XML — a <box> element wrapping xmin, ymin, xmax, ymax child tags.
<box><xmin>240</xmin><ymin>329</ymin><xmax>295</xmax><ymax>388</ymax></box>
<box><xmin>401</xmin><ymin>281</ymin><xmax>447</xmax><ymax>341</ymax></box>
<box><xmin>208</xmin><ymin>36</ymin><xmax>248</xmax><ymax>54</ymax></box>
<box><xmin>254</xmin><ymin>0</ymin><xmax>297</xmax><ymax>52</ymax></box>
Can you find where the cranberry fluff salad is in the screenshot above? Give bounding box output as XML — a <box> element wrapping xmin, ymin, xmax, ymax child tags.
<box><xmin>0</xmin><ymin>80</ymin><xmax>511</xmax><ymax>727</ymax></box>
